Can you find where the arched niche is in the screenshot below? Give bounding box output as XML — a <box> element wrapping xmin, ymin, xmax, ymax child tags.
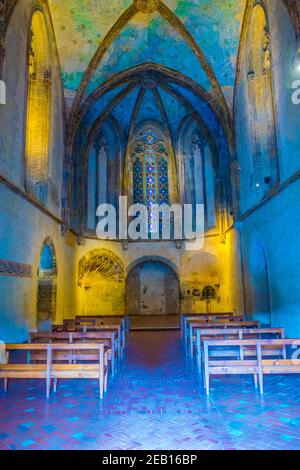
<box><xmin>25</xmin><ymin>10</ymin><xmax>53</xmax><ymax>204</ymax></box>
<box><xmin>85</xmin><ymin>119</ymin><xmax>123</xmax><ymax>232</ymax></box>
<box><xmin>177</xmin><ymin>117</ymin><xmax>219</xmax><ymax>232</ymax></box>
<box><xmin>37</xmin><ymin>239</ymin><xmax>57</xmax><ymax>331</ymax></box>
<box><xmin>126</xmin><ymin>259</ymin><xmax>180</xmax><ymax>316</ymax></box>
<box><xmin>248</xmin><ymin>236</ymin><xmax>271</xmax><ymax>326</ymax></box>
<box><xmin>78</xmin><ymin>249</ymin><xmax>125</xmax><ymax>316</ymax></box>
<box><xmin>247</xmin><ymin>3</ymin><xmax>279</xmax><ymax>196</ymax></box>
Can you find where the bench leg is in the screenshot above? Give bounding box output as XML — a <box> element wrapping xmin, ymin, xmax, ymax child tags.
<box><xmin>254</xmin><ymin>374</ymin><xmax>258</xmax><ymax>389</ymax></box>
<box><xmin>258</xmin><ymin>371</ymin><xmax>264</xmax><ymax>395</ymax></box>
<box><xmin>46</xmin><ymin>378</ymin><xmax>51</xmax><ymax>399</ymax></box>
<box><xmin>104</xmin><ymin>355</ymin><xmax>108</xmax><ymax>393</ymax></box>
<box><xmin>99</xmin><ymin>375</ymin><xmax>104</xmax><ymax>400</ymax></box>
<box><xmin>203</xmin><ymin>343</ymin><xmax>209</xmax><ymax>395</ymax></box>
<box><xmin>104</xmin><ymin>369</ymin><xmax>108</xmax><ymax>393</ymax></box>
<box><xmin>99</xmin><ymin>346</ymin><xmax>105</xmax><ymax>400</ymax></box>
<box><xmin>190</xmin><ymin>332</ymin><xmax>194</xmax><ymax>358</ymax></box>
<box><xmin>4</xmin><ymin>378</ymin><xmax>8</xmax><ymax>392</ymax></box>
<box><xmin>196</xmin><ymin>333</ymin><xmax>201</xmax><ymax>372</ymax></box>
<box><xmin>184</xmin><ymin>322</ymin><xmax>188</xmax><ymax>350</ymax></box>
<box><xmin>204</xmin><ymin>370</ymin><xmax>210</xmax><ymax>395</ymax></box>
<box><xmin>53</xmin><ymin>378</ymin><xmax>58</xmax><ymax>393</ymax></box>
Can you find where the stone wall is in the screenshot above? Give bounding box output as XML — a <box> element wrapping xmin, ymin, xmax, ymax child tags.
<box><xmin>235</xmin><ymin>0</ymin><xmax>300</xmax><ymax>335</ymax></box>
<box><xmin>0</xmin><ymin>0</ymin><xmax>76</xmax><ymax>342</ymax></box>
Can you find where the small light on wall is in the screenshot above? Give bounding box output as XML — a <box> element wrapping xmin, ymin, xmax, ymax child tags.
<box><xmin>256</xmin><ymin>183</ymin><xmax>260</xmax><ymax>188</ymax></box>
<box><xmin>293</xmin><ymin>47</ymin><xmax>300</xmax><ymax>72</ymax></box>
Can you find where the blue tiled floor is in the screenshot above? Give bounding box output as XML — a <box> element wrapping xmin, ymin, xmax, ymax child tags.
<box><xmin>0</xmin><ymin>331</ymin><xmax>300</xmax><ymax>450</ymax></box>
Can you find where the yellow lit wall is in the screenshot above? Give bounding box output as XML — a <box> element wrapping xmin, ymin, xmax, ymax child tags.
<box><xmin>25</xmin><ymin>11</ymin><xmax>51</xmax><ymax>195</ymax></box>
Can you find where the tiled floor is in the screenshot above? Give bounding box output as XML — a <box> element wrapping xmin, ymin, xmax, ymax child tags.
<box><xmin>1</xmin><ymin>331</ymin><xmax>300</xmax><ymax>450</ymax></box>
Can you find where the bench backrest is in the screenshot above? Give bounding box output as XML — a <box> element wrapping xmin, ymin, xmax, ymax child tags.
<box><xmin>190</xmin><ymin>321</ymin><xmax>260</xmax><ymax>330</ymax></box>
<box><xmin>203</xmin><ymin>338</ymin><xmax>295</xmax><ymax>364</ymax></box>
<box><xmin>197</xmin><ymin>328</ymin><xmax>284</xmax><ymax>339</ymax></box>
<box><xmin>30</xmin><ymin>331</ymin><xmax>115</xmax><ymax>345</ymax></box>
<box><xmin>182</xmin><ymin>312</ymin><xmax>240</xmax><ymax>318</ymax></box>
<box><xmin>2</xmin><ymin>343</ymin><xmax>106</xmax><ymax>368</ymax></box>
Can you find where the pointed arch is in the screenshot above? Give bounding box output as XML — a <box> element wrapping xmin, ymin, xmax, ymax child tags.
<box><xmin>25</xmin><ymin>10</ymin><xmax>52</xmax><ymax>202</ymax></box>
<box><xmin>247</xmin><ymin>2</ymin><xmax>279</xmax><ymax>193</ymax></box>
<box><xmin>67</xmin><ymin>2</ymin><xmax>233</xmax><ymax>152</ymax></box>
<box><xmin>37</xmin><ymin>238</ymin><xmax>57</xmax><ymax>330</ymax></box>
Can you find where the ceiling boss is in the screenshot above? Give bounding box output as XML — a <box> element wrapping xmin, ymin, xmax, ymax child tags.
<box><xmin>134</xmin><ymin>0</ymin><xmax>160</xmax><ymax>14</ymax></box>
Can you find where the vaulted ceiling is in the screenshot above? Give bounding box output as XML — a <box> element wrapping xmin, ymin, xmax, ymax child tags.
<box><xmin>48</xmin><ymin>0</ymin><xmax>246</xmax><ymax>110</ymax></box>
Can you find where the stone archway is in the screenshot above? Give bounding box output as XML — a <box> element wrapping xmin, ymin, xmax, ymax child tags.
<box><xmin>126</xmin><ymin>259</ymin><xmax>179</xmax><ymax>316</ymax></box>
<box><xmin>248</xmin><ymin>238</ymin><xmax>271</xmax><ymax>326</ymax></box>
<box><xmin>78</xmin><ymin>249</ymin><xmax>125</xmax><ymax>316</ymax></box>
<box><xmin>37</xmin><ymin>239</ymin><xmax>57</xmax><ymax>331</ymax></box>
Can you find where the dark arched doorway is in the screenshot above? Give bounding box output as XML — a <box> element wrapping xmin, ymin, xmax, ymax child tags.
<box><xmin>126</xmin><ymin>260</ymin><xmax>179</xmax><ymax>317</ymax></box>
<box><xmin>249</xmin><ymin>238</ymin><xmax>271</xmax><ymax>326</ymax></box>
<box><xmin>37</xmin><ymin>240</ymin><xmax>57</xmax><ymax>331</ymax></box>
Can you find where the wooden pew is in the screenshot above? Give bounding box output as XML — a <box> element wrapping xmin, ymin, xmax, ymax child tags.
<box><xmin>70</xmin><ymin>331</ymin><xmax>118</xmax><ymax>375</ymax></box>
<box><xmin>180</xmin><ymin>312</ymin><xmax>243</xmax><ymax>338</ymax></box>
<box><xmin>76</xmin><ymin>315</ymin><xmax>130</xmax><ymax>338</ymax></box>
<box><xmin>0</xmin><ymin>343</ymin><xmax>108</xmax><ymax>399</ymax></box>
<box><xmin>53</xmin><ymin>322</ymin><xmax>125</xmax><ymax>361</ymax></box>
<box><xmin>259</xmin><ymin>339</ymin><xmax>300</xmax><ymax>394</ymax></box>
<box><xmin>202</xmin><ymin>337</ymin><xmax>292</xmax><ymax>395</ymax></box>
<box><xmin>187</xmin><ymin>321</ymin><xmax>260</xmax><ymax>357</ymax></box>
<box><xmin>182</xmin><ymin>313</ymin><xmax>245</xmax><ymax>346</ymax></box>
<box><xmin>195</xmin><ymin>328</ymin><xmax>285</xmax><ymax>372</ymax></box>
<box><xmin>29</xmin><ymin>330</ymin><xmax>118</xmax><ymax>376</ymax></box>
<box><xmin>203</xmin><ymin>339</ymin><xmax>262</xmax><ymax>395</ymax></box>
<box><xmin>67</xmin><ymin>317</ymin><xmax>127</xmax><ymax>355</ymax></box>
<box><xmin>79</xmin><ymin>325</ymin><xmax>124</xmax><ymax>360</ymax></box>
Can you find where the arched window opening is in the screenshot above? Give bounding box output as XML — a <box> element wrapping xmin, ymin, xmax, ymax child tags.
<box><xmin>180</xmin><ymin>120</ymin><xmax>217</xmax><ymax>232</ymax></box>
<box><xmin>25</xmin><ymin>11</ymin><xmax>52</xmax><ymax>203</ymax></box>
<box><xmin>247</xmin><ymin>4</ymin><xmax>278</xmax><ymax>196</ymax></box>
<box><xmin>202</xmin><ymin>285</ymin><xmax>216</xmax><ymax>300</ymax></box>
<box><xmin>37</xmin><ymin>241</ymin><xmax>57</xmax><ymax>331</ymax></box>
<box><xmin>86</xmin><ymin>122</ymin><xmax>121</xmax><ymax>232</ymax></box>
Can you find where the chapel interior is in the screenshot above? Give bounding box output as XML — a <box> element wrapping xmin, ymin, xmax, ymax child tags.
<box><xmin>0</xmin><ymin>0</ymin><xmax>300</xmax><ymax>451</ymax></box>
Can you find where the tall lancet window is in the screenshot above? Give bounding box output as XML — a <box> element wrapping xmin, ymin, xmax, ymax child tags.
<box><xmin>87</xmin><ymin>135</ymin><xmax>108</xmax><ymax>231</ymax></box>
<box><xmin>181</xmin><ymin>122</ymin><xmax>217</xmax><ymax>232</ymax></box>
<box><xmin>25</xmin><ymin>11</ymin><xmax>52</xmax><ymax>203</ymax></box>
<box><xmin>247</xmin><ymin>4</ymin><xmax>278</xmax><ymax>195</ymax></box>
<box><xmin>86</xmin><ymin>123</ymin><xmax>121</xmax><ymax>232</ymax></box>
<box><xmin>132</xmin><ymin>129</ymin><xmax>169</xmax><ymax>233</ymax></box>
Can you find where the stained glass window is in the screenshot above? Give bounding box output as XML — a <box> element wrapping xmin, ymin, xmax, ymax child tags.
<box><xmin>133</xmin><ymin>157</ymin><xmax>143</xmax><ymax>204</ymax></box>
<box><xmin>132</xmin><ymin>129</ymin><xmax>169</xmax><ymax>233</ymax></box>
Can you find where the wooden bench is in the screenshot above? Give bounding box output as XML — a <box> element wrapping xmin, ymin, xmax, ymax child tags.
<box><xmin>202</xmin><ymin>337</ymin><xmax>295</xmax><ymax>395</ymax></box>
<box><xmin>187</xmin><ymin>321</ymin><xmax>260</xmax><ymax>357</ymax></box>
<box><xmin>30</xmin><ymin>330</ymin><xmax>118</xmax><ymax>376</ymax></box>
<box><xmin>259</xmin><ymin>339</ymin><xmax>300</xmax><ymax>394</ymax></box>
<box><xmin>61</xmin><ymin>318</ymin><xmax>126</xmax><ymax>356</ymax></box>
<box><xmin>196</xmin><ymin>328</ymin><xmax>285</xmax><ymax>372</ymax></box>
<box><xmin>182</xmin><ymin>314</ymin><xmax>244</xmax><ymax>344</ymax></box>
<box><xmin>180</xmin><ymin>313</ymin><xmax>243</xmax><ymax>338</ymax></box>
<box><xmin>0</xmin><ymin>343</ymin><xmax>108</xmax><ymax>399</ymax></box>
<box><xmin>76</xmin><ymin>315</ymin><xmax>130</xmax><ymax>337</ymax></box>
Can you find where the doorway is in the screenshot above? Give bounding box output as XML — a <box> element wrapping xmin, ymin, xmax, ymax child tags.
<box><xmin>37</xmin><ymin>240</ymin><xmax>57</xmax><ymax>331</ymax></box>
<box><xmin>126</xmin><ymin>260</ymin><xmax>179</xmax><ymax>316</ymax></box>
